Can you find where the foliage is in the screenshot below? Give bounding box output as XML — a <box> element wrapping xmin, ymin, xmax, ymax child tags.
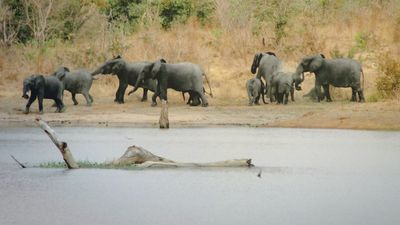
<box><xmin>159</xmin><ymin>0</ymin><xmax>193</xmax><ymax>29</ymax></box>
<box><xmin>376</xmin><ymin>53</ymin><xmax>400</xmax><ymax>99</ymax></box>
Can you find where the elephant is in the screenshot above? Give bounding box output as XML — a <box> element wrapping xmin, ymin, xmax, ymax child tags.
<box><xmin>303</xmin><ymin>87</ymin><xmax>325</xmax><ymax>101</ymax></box>
<box><xmin>295</xmin><ymin>54</ymin><xmax>365</xmax><ymax>102</ymax></box>
<box><xmin>131</xmin><ymin>59</ymin><xmax>213</xmax><ymax>107</ymax></box>
<box><xmin>22</xmin><ymin>75</ymin><xmax>65</xmax><ymax>114</ymax></box>
<box><xmin>251</xmin><ymin>51</ymin><xmax>282</xmax><ymax>102</ymax></box>
<box><xmin>52</xmin><ymin>67</ymin><xmax>94</xmax><ymax>106</ymax></box>
<box><xmin>270</xmin><ymin>71</ymin><xmax>304</xmax><ymax>104</ymax></box>
<box><xmin>246</xmin><ymin>77</ymin><xmax>267</xmax><ymax>106</ymax></box>
<box><xmin>91</xmin><ymin>56</ymin><xmax>157</xmax><ymax>104</ymax></box>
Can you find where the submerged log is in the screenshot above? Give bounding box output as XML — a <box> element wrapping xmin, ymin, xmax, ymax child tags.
<box><xmin>159</xmin><ymin>100</ymin><xmax>169</xmax><ymax>129</ymax></box>
<box><xmin>36</xmin><ymin>119</ymin><xmax>253</xmax><ymax>169</ymax></box>
<box><xmin>35</xmin><ymin>118</ymin><xmax>79</xmax><ymax>169</ymax></box>
<box><xmin>114</xmin><ymin>145</ymin><xmax>253</xmax><ymax>168</ymax></box>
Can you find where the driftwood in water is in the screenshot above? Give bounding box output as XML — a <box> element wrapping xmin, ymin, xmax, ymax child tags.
<box><xmin>36</xmin><ymin>118</ymin><xmax>253</xmax><ymax>169</ymax></box>
<box><xmin>10</xmin><ymin>155</ymin><xmax>26</xmax><ymax>168</ymax></box>
<box><xmin>114</xmin><ymin>145</ymin><xmax>253</xmax><ymax>168</ymax></box>
<box><xmin>159</xmin><ymin>100</ymin><xmax>169</xmax><ymax>129</ymax></box>
<box><xmin>35</xmin><ymin>118</ymin><xmax>79</xmax><ymax>169</ymax></box>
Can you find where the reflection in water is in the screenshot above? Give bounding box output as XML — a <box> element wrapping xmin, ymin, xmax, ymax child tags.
<box><xmin>0</xmin><ymin>127</ymin><xmax>400</xmax><ymax>225</ymax></box>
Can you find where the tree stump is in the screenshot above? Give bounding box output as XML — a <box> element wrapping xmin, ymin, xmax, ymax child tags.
<box><xmin>35</xmin><ymin>117</ymin><xmax>79</xmax><ymax>169</ymax></box>
<box><xmin>159</xmin><ymin>100</ymin><xmax>169</xmax><ymax>129</ymax></box>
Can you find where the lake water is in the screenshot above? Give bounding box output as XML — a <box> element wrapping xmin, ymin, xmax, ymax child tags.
<box><xmin>1</xmin><ymin>127</ymin><xmax>400</xmax><ymax>225</ymax></box>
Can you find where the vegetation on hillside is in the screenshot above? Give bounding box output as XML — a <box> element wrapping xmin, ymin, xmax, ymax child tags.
<box><xmin>1</xmin><ymin>0</ymin><xmax>399</xmax><ymax>101</ymax></box>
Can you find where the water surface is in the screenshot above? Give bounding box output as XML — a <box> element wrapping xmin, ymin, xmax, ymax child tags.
<box><xmin>1</xmin><ymin>127</ymin><xmax>399</xmax><ymax>225</ymax></box>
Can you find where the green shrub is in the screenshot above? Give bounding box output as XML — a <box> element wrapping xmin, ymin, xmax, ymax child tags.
<box><xmin>195</xmin><ymin>0</ymin><xmax>215</xmax><ymax>26</ymax></box>
<box><xmin>376</xmin><ymin>54</ymin><xmax>400</xmax><ymax>99</ymax></box>
<box><xmin>159</xmin><ymin>0</ymin><xmax>193</xmax><ymax>29</ymax></box>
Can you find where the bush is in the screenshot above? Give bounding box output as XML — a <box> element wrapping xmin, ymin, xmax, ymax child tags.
<box><xmin>376</xmin><ymin>53</ymin><xmax>400</xmax><ymax>99</ymax></box>
<box><xmin>159</xmin><ymin>0</ymin><xmax>193</xmax><ymax>29</ymax></box>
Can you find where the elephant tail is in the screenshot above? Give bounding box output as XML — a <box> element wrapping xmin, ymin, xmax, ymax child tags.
<box><xmin>361</xmin><ymin>68</ymin><xmax>365</xmax><ymax>91</ymax></box>
<box><xmin>203</xmin><ymin>72</ymin><xmax>214</xmax><ymax>98</ymax></box>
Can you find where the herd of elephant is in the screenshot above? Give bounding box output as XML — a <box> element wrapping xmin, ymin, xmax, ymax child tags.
<box><xmin>21</xmin><ymin>52</ymin><xmax>365</xmax><ymax>114</ymax></box>
<box><xmin>246</xmin><ymin>52</ymin><xmax>365</xmax><ymax>105</ymax></box>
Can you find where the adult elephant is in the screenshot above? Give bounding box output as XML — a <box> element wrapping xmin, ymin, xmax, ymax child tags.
<box><xmin>52</xmin><ymin>67</ymin><xmax>94</xmax><ymax>106</ymax></box>
<box><xmin>22</xmin><ymin>75</ymin><xmax>65</xmax><ymax>114</ymax></box>
<box><xmin>251</xmin><ymin>51</ymin><xmax>282</xmax><ymax>102</ymax></box>
<box><xmin>131</xmin><ymin>59</ymin><xmax>212</xmax><ymax>107</ymax></box>
<box><xmin>91</xmin><ymin>56</ymin><xmax>157</xmax><ymax>104</ymax></box>
<box><xmin>295</xmin><ymin>54</ymin><xmax>365</xmax><ymax>102</ymax></box>
<box><xmin>270</xmin><ymin>71</ymin><xmax>304</xmax><ymax>104</ymax></box>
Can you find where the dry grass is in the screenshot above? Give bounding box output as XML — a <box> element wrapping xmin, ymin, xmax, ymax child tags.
<box><xmin>1</xmin><ymin>1</ymin><xmax>400</xmax><ymax>105</ymax></box>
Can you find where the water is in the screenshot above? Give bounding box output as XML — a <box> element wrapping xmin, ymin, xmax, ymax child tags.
<box><xmin>1</xmin><ymin>127</ymin><xmax>400</xmax><ymax>225</ymax></box>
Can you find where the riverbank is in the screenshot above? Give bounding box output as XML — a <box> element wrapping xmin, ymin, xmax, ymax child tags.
<box><xmin>1</xmin><ymin>95</ymin><xmax>399</xmax><ymax>130</ymax></box>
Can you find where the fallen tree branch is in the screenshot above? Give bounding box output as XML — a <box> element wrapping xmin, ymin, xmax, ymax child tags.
<box><xmin>35</xmin><ymin>117</ymin><xmax>79</xmax><ymax>169</ymax></box>
<box><xmin>10</xmin><ymin>155</ymin><xmax>26</xmax><ymax>168</ymax></box>
<box><xmin>113</xmin><ymin>145</ymin><xmax>253</xmax><ymax>168</ymax></box>
<box><xmin>36</xmin><ymin>118</ymin><xmax>253</xmax><ymax>169</ymax></box>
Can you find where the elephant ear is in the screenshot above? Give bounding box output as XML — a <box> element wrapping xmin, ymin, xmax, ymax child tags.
<box><xmin>151</xmin><ymin>60</ymin><xmax>164</xmax><ymax>79</ymax></box>
<box><xmin>265</xmin><ymin>51</ymin><xmax>276</xmax><ymax>57</ymax></box>
<box><xmin>62</xmin><ymin>66</ymin><xmax>70</xmax><ymax>72</ymax></box>
<box><xmin>320</xmin><ymin>54</ymin><xmax>326</xmax><ymax>59</ymax></box>
<box><xmin>112</xmin><ymin>60</ymin><xmax>124</xmax><ymax>73</ymax></box>
<box><xmin>251</xmin><ymin>53</ymin><xmax>262</xmax><ymax>74</ymax></box>
<box><xmin>34</xmin><ymin>75</ymin><xmax>45</xmax><ymax>90</ymax></box>
<box><xmin>160</xmin><ymin>58</ymin><xmax>167</xmax><ymax>63</ymax></box>
<box><xmin>309</xmin><ymin>56</ymin><xmax>324</xmax><ymax>72</ymax></box>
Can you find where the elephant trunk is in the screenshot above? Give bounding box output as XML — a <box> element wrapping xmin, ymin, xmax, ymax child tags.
<box><xmin>131</xmin><ymin>73</ymin><xmax>143</xmax><ymax>94</ymax></box>
<box><xmin>91</xmin><ymin>67</ymin><xmax>102</xmax><ymax>76</ymax></box>
<box><xmin>22</xmin><ymin>83</ymin><xmax>29</xmax><ymax>99</ymax></box>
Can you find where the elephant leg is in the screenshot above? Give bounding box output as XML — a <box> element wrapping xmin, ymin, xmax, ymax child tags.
<box><xmin>55</xmin><ymin>98</ymin><xmax>65</xmax><ymax>113</ymax></box>
<box><xmin>351</xmin><ymin>87</ymin><xmax>357</xmax><ymax>101</ymax></box>
<box><xmin>82</xmin><ymin>92</ymin><xmax>92</xmax><ymax>106</ymax></box>
<box><xmin>24</xmin><ymin>94</ymin><xmax>37</xmax><ymax>114</ymax></box>
<box><xmin>117</xmin><ymin>83</ymin><xmax>128</xmax><ymax>104</ymax></box>
<box><xmin>290</xmin><ymin>88</ymin><xmax>295</xmax><ymax>101</ymax></box>
<box><xmin>141</xmin><ymin>88</ymin><xmax>148</xmax><ymax>102</ymax></box>
<box><xmin>322</xmin><ymin>85</ymin><xmax>332</xmax><ymax>102</ymax></box>
<box><xmin>37</xmin><ymin>95</ymin><xmax>44</xmax><ymax>114</ymax></box>
<box><xmin>72</xmin><ymin>93</ymin><xmax>78</xmax><ymax>105</ymax></box>
<box><xmin>89</xmin><ymin>94</ymin><xmax>94</xmax><ymax>103</ymax></box>
<box><xmin>284</xmin><ymin>92</ymin><xmax>289</xmax><ymax>104</ymax></box>
<box><xmin>358</xmin><ymin>89</ymin><xmax>365</xmax><ymax>102</ymax></box>
<box><xmin>151</xmin><ymin>92</ymin><xmax>158</xmax><ymax>107</ymax></box>
<box><xmin>196</xmin><ymin>89</ymin><xmax>208</xmax><ymax>107</ymax></box>
<box><xmin>315</xmin><ymin>82</ymin><xmax>323</xmax><ymax>102</ymax></box>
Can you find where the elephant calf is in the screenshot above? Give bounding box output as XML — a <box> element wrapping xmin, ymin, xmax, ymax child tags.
<box><xmin>270</xmin><ymin>72</ymin><xmax>304</xmax><ymax>104</ymax></box>
<box><xmin>52</xmin><ymin>67</ymin><xmax>94</xmax><ymax>106</ymax></box>
<box><xmin>22</xmin><ymin>75</ymin><xmax>65</xmax><ymax>114</ymax></box>
<box><xmin>246</xmin><ymin>77</ymin><xmax>266</xmax><ymax>106</ymax></box>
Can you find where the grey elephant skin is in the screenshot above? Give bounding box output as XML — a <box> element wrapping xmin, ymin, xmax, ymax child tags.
<box><xmin>270</xmin><ymin>72</ymin><xmax>304</xmax><ymax>104</ymax></box>
<box><xmin>251</xmin><ymin>52</ymin><xmax>282</xmax><ymax>102</ymax></box>
<box><xmin>91</xmin><ymin>56</ymin><xmax>157</xmax><ymax>104</ymax></box>
<box><xmin>132</xmin><ymin>59</ymin><xmax>212</xmax><ymax>107</ymax></box>
<box><xmin>295</xmin><ymin>54</ymin><xmax>365</xmax><ymax>102</ymax></box>
<box><xmin>52</xmin><ymin>67</ymin><xmax>94</xmax><ymax>106</ymax></box>
<box><xmin>22</xmin><ymin>75</ymin><xmax>65</xmax><ymax>114</ymax></box>
<box><xmin>246</xmin><ymin>77</ymin><xmax>267</xmax><ymax>106</ymax></box>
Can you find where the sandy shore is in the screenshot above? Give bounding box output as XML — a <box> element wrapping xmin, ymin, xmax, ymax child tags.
<box><xmin>1</xmin><ymin>94</ymin><xmax>399</xmax><ymax>130</ymax></box>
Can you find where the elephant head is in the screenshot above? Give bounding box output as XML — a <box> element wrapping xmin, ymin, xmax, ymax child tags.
<box><xmin>52</xmin><ymin>67</ymin><xmax>70</xmax><ymax>80</ymax></box>
<box><xmin>22</xmin><ymin>75</ymin><xmax>44</xmax><ymax>98</ymax></box>
<box><xmin>251</xmin><ymin>53</ymin><xmax>263</xmax><ymax>74</ymax></box>
<box><xmin>131</xmin><ymin>59</ymin><xmax>167</xmax><ymax>94</ymax></box>
<box><xmin>251</xmin><ymin>52</ymin><xmax>276</xmax><ymax>74</ymax></box>
<box><xmin>294</xmin><ymin>54</ymin><xmax>326</xmax><ymax>90</ymax></box>
<box><xmin>91</xmin><ymin>55</ymin><xmax>125</xmax><ymax>75</ymax></box>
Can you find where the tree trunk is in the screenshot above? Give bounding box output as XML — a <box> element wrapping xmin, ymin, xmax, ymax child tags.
<box><xmin>159</xmin><ymin>100</ymin><xmax>169</xmax><ymax>129</ymax></box>
<box><xmin>35</xmin><ymin>117</ymin><xmax>79</xmax><ymax>169</ymax></box>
